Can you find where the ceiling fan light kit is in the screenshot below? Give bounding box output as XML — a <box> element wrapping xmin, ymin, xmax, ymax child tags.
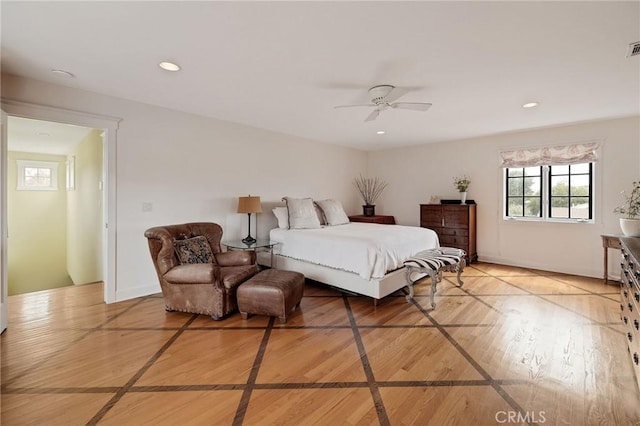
<box><xmin>334</xmin><ymin>84</ymin><xmax>432</xmax><ymax>122</ymax></box>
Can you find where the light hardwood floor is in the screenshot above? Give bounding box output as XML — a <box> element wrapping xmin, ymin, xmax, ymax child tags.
<box><xmin>1</xmin><ymin>263</ymin><xmax>639</xmax><ymax>425</ymax></box>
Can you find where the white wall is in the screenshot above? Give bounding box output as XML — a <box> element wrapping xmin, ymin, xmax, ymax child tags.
<box><xmin>369</xmin><ymin>116</ymin><xmax>640</xmax><ymax>278</ymax></box>
<box><xmin>2</xmin><ymin>74</ymin><xmax>368</xmax><ymax>301</ymax></box>
<box><xmin>67</xmin><ymin>129</ymin><xmax>103</xmax><ymax>285</ymax></box>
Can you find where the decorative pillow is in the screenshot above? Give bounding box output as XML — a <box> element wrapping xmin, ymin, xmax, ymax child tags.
<box><xmin>173</xmin><ymin>236</ymin><xmax>214</xmax><ymax>264</ymax></box>
<box><xmin>315</xmin><ymin>199</ymin><xmax>349</xmax><ymax>226</ymax></box>
<box><xmin>282</xmin><ymin>197</ymin><xmax>322</xmax><ymax>229</ymax></box>
<box><xmin>272</xmin><ymin>207</ymin><xmax>289</xmax><ymax>229</ymax></box>
<box><xmin>314</xmin><ymin>203</ymin><xmax>327</xmax><ymax>226</ymax></box>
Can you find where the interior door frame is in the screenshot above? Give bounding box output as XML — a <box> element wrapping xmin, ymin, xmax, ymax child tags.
<box><xmin>0</xmin><ymin>99</ymin><xmax>120</xmax><ymax>306</ymax></box>
<box><xmin>1</xmin><ymin>109</ymin><xmax>8</xmax><ymax>332</ymax></box>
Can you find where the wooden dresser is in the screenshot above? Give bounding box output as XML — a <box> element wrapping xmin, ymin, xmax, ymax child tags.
<box><xmin>620</xmin><ymin>237</ymin><xmax>640</xmax><ymax>390</ymax></box>
<box><xmin>420</xmin><ymin>204</ymin><xmax>477</xmax><ymax>263</ymax></box>
<box><xmin>349</xmin><ymin>215</ymin><xmax>396</xmax><ymax>225</ymax></box>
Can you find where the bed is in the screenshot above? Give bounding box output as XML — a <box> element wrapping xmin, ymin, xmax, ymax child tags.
<box><xmin>267</xmin><ymin>222</ymin><xmax>439</xmax><ymax>300</ymax></box>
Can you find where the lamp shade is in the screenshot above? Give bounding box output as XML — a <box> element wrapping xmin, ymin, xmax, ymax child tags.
<box><xmin>237</xmin><ymin>196</ymin><xmax>262</xmax><ymax>214</ymax></box>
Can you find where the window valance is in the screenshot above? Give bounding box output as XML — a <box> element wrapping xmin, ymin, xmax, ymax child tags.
<box><xmin>499</xmin><ymin>142</ymin><xmax>599</xmax><ymax>168</ymax></box>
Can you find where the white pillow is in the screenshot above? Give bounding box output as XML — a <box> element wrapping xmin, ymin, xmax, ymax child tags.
<box><xmin>282</xmin><ymin>197</ymin><xmax>322</xmax><ymax>229</ymax></box>
<box><xmin>272</xmin><ymin>207</ymin><xmax>289</xmax><ymax>229</ymax></box>
<box><xmin>315</xmin><ymin>199</ymin><xmax>349</xmax><ymax>226</ymax></box>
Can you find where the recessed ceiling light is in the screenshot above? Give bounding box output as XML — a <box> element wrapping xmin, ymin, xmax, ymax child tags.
<box><xmin>50</xmin><ymin>69</ymin><xmax>75</xmax><ymax>78</ymax></box>
<box><xmin>37</xmin><ymin>132</ymin><xmax>50</xmax><ymax>137</ymax></box>
<box><xmin>376</xmin><ymin>130</ymin><xmax>386</xmax><ymax>135</ymax></box>
<box><xmin>522</xmin><ymin>102</ymin><xmax>539</xmax><ymax>108</ymax></box>
<box><xmin>159</xmin><ymin>61</ymin><xmax>181</xmax><ymax>71</ymax></box>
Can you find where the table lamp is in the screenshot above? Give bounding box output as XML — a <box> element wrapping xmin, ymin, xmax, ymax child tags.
<box><xmin>237</xmin><ymin>195</ymin><xmax>262</xmax><ymax>244</ymax></box>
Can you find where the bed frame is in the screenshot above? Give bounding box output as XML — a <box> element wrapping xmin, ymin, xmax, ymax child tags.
<box><xmin>262</xmin><ymin>252</ymin><xmax>413</xmax><ymax>300</ymax></box>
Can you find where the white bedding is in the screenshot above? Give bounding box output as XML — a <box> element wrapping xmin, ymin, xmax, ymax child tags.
<box><xmin>270</xmin><ymin>223</ymin><xmax>439</xmax><ymax>279</ymax></box>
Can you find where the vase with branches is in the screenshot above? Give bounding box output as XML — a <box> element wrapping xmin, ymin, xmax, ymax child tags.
<box><xmin>354</xmin><ymin>175</ymin><xmax>388</xmax><ymax>216</ymax></box>
<box><xmin>614</xmin><ymin>180</ymin><xmax>640</xmax><ymax>236</ymax></box>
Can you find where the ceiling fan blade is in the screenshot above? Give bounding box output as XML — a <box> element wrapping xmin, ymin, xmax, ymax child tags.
<box><xmin>391</xmin><ymin>102</ymin><xmax>432</xmax><ymax>111</ymax></box>
<box><xmin>384</xmin><ymin>86</ymin><xmax>409</xmax><ymax>103</ymax></box>
<box><xmin>365</xmin><ymin>109</ymin><xmax>380</xmax><ymax>122</ymax></box>
<box><xmin>334</xmin><ymin>104</ymin><xmax>376</xmax><ymax>109</ymax></box>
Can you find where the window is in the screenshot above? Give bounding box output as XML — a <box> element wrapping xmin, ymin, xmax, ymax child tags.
<box><xmin>17</xmin><ymin>160</ymin><xmax>59</xmax><ymax>191</ymax></box>
<box><xmin>504</xmin><ymin>162</ymin><xmax>593</xmax><ymax>221</ymax></box>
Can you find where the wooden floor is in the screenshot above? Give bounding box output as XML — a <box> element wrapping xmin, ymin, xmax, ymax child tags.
<box><xmin>1</xmin><ymin>262</ymin><xmax>639</xmax><ymax>425</ymax></box>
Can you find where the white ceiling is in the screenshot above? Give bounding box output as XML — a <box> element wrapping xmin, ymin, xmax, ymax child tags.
<box><xmin>8</xmin><ymin>116</ymin><xmax>94</xmax><ymax>155</ymax></box>
<box><xmin>2</xmin><ymin>1</ymin><xmax>639</xmax><ymax>151</ymax></box>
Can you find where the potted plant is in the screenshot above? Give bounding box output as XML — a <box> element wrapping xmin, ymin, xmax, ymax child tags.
<box><xmin>354</xmin><ymin>175</ymin><xmax>388</xmax><ymax>216</ymax></box>
<box><xmin>614</xmin><ymin>181</ymin><xmax>640</xmax><ymax>237</ymax></box>
<box><xmin>453</xmin><ymin>175</ymin><xmax>471</xmax><ymax>204</ymax></box>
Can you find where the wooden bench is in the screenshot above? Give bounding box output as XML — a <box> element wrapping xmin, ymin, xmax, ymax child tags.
<box><xmin>403</xmin><ymin>247</ymin><xmax>466</xmax><ymax>309</ymax></box>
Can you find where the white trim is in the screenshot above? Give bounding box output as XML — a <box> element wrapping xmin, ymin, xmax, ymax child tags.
<box><xmin>1</xmin><ymin>99</ymin><xmax>120</xmax><ymax>304</ymax></box>
<box><xmin>1</xmin><ymin>110</ymin><xmax>7</xmax><ymax>333</ymax></box>
<box><xmin>116</xmin><ymin>283</ymin><xmax>160</xmax><ymax>302</ymax></box>
<box><xmin>479</xmin><ymin>254</ymin><xmax>605</xmax><ymax>280</ymax></box>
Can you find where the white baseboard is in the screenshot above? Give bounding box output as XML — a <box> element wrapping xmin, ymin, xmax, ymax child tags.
<box><xmin>478</xmin><ymin>254</ymin><xmax>613</xmax><ymax>280</ymax></box>
<box><xmin>114</xmin><ymin>283</ymin><xmax>160</xmax><ymax>303</ymax></box>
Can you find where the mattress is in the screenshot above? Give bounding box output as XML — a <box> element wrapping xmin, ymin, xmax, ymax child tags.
<box><xmin>270</xmin><ymin>223</ymin><xmax>439</xmax><ymax>279</ymax></box>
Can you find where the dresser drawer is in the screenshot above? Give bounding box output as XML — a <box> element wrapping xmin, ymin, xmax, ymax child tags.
<box><xmin>438</xmin><ymin>228</ymin><xmax>469</xmax><ymax>237</ymax></box>
<box><xmin>439</xmin><ymin>235</ymin><xmax>469</xmax><ymax>246</ymax></box>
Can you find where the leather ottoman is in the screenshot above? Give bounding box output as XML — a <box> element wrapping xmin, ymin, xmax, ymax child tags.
<box><xmin>237</xmin><ymin>269</ymin><xmax>304</xmax><ymax>323</ymax></box>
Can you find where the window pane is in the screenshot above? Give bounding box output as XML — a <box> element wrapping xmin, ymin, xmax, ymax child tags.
<box><xmin>570</xmin><ymin>197</ymin><xmax>590</xmax><ymax>218</ymax></box>
<box><xmin>524</xmin><ymin>197</ymin><xmax>541</xmax><ymax>217</ymax></box>
<box><xmin>552</xmin><ymin>165</ymin><xmax>569</xmax><ymax>175</ymax></box>
<box><xmin>571</xmin><ymin>175</ymin><xmax>590</xmax><ymax>195</ymax></box>
<box><xmin>24</xmin><ymin>176</ymin><xmax>36</xmax><ymax>186</ymax></box>
<box><xmin>38</xmin><ymin>168</ymin><xmax>51</xmax><ymax>178</ymax></box>
<box><xmin>524</xmin><ymin>167</ymin><xmax>541</xmax><ymax>177</ymax></box>
<box><xmin>508</xmin><ymin>168</ymin><xmax>523</xmax><ymax>177</ymax></box>
<box><xmin>551</xmin><ymin>176</ymin><xmax>569</xmax><ymax>196</ymax></box>
<box><xmin>550</xmin><ymin>197</ymin><xmax>569</xmax><ymax>218</ymax></box>
<box><xmin>524</xmin><ymin>177</ymin><xmax>540</xmax><ymax>196</ymax></box>
<box><xmin>508</xmin><ymin>198</ymin><xmax>523</xmax><ymax>216</ymax></box>
<box><xmin>24</xmin><ymin>167</ymin><xmax>38</xmax><ymax>177</ymax></box>
<box><xmin>508</xmin><ymin>178</ymin><xmax>523</xmax><ymax>196</ymax></box>
<box><xmin>571</xmin><ymin>163</ymin><xmax>589</xmax><ymax>174</ymax></box>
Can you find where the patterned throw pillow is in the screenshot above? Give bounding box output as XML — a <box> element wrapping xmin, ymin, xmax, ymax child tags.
<box><xmin>173</xmin><ymin>236</ymin><xmax>214</xmax><ymax>264</ymax></box>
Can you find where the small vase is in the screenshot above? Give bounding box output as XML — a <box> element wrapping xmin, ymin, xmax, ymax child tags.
<box><xmin>363</xmin><ymin>205</ymin><xmax>376</xmax><ymax>217</ymax></box>
<box><xmin>620</xmin><ymin>218</ymin><xmax>640</xmax><ymax>237</ymax></box>
<box><xmin>460</xmin><ymin>192</ymin><xmax>467</xmax><ymax>204</ymax></box>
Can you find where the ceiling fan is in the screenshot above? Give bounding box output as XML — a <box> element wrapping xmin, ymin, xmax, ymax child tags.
<box><xmin>334</xmin><ymin>85</ymin><xmax>432</xmax><ymax>122</ymax></box>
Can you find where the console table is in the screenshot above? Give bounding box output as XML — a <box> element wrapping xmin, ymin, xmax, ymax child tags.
<box><xmin>601</xmin><ymin>234</ymin><xmax>622</xmax><ymax>284</ymax></box>
<box><xmin>349</xmin><ymin>215</ymin><xmax>396</xmax><ymax>225</ymax></box>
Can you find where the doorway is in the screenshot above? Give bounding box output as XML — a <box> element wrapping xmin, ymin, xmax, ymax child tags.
<box><xmin>7</xmin><ymin>117</ymin><xmax>103</xmax><ymax>295</ymax></box>
<box><xmin>0</xmin><ymin>100</ymin><xmax>119</xmax><ymax>332</ymax></box>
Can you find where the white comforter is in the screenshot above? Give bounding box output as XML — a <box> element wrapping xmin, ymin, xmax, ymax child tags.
<box><xmin>270</xmin><ymin>223</ymin><xmax>439</xmax><ymax>279</ymax></box>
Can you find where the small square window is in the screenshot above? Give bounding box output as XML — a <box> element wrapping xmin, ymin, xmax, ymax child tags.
<box><xmin>16</xmin><ymin>160</ymin><xmax>59</xmax><ymax>191</ymax></box>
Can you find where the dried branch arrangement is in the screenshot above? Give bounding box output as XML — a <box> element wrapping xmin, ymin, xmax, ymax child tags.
<box><xmin>353</xmin><ymin>175</ymin><xmax>388</xmax><ymax>206</ymax></box>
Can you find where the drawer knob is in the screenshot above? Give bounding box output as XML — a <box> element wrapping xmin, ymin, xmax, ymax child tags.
<box><xmin>624</xmin><ymin>316</ymin><xmax>629</xmax><ymax>324</ymax></box>
<box><xmin>624</xmin><ymin>290</ymin><xmax>628</xmax><ymax>298</ymax></box>
<box><xmin>634</xmin><ymin>353</ymin><xmax>639</xmax><ymax>365</ymax></box>
<box><xmin>635</xmin><ymin>293</ymin><xmax>640</xmax><ymax>303</ymax></box>
<box><xmin>635</xmin><ymin>319</ymin><xmax>640</xmax><ymax>331</ymax></box>
<box><xmin>629</xmin><ymin>303</ymin><xmax>634</xmax><ymax>312</ymax></box>
<box><xmin>628</xmin><ymin>332</ymin><xmax>633</xmax><ymax>342</ymax></box>
<box><xmin>621</xmin><ymin>304</ymin><xmax>625</xmax><ymax>311</ymax></box>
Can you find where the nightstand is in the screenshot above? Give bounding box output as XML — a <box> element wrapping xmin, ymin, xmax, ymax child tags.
<box><xmin>348</xmin><ymin>215</ymin><xmax>396</xmax><ymax>225</ymax></box>
<box><xmin>223</xmin><ymin>239</ymin><xmax>279</xmax><ymax>268</ymax></box>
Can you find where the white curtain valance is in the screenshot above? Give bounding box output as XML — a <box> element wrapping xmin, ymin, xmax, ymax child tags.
<box><xmin>499</xmin><ymin>142</ymin><xmax>599</xmax><ymax>168</ymax></box>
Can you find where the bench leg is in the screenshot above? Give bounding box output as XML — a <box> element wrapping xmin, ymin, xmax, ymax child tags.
<box><xmin>456</xmin><ymin>258</ymin><xmax>466</xmax><ymax>286</ymax></box>
<box><xmin>405</xmin><ymin>267</ymin><xmax>437</xmax><ymax>309</ymax></box>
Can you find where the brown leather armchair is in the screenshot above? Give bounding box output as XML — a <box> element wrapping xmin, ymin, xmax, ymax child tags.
<box><xmin>144</xmin><ymin>222</ymin><xmax>259</xmax><ymax>320</ymax></box>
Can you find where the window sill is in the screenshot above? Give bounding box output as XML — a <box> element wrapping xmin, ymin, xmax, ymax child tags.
<box><xmin>503</xmin><ymin>217</ymin><xmax>594</xmax><ymax>225</ymax></box>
